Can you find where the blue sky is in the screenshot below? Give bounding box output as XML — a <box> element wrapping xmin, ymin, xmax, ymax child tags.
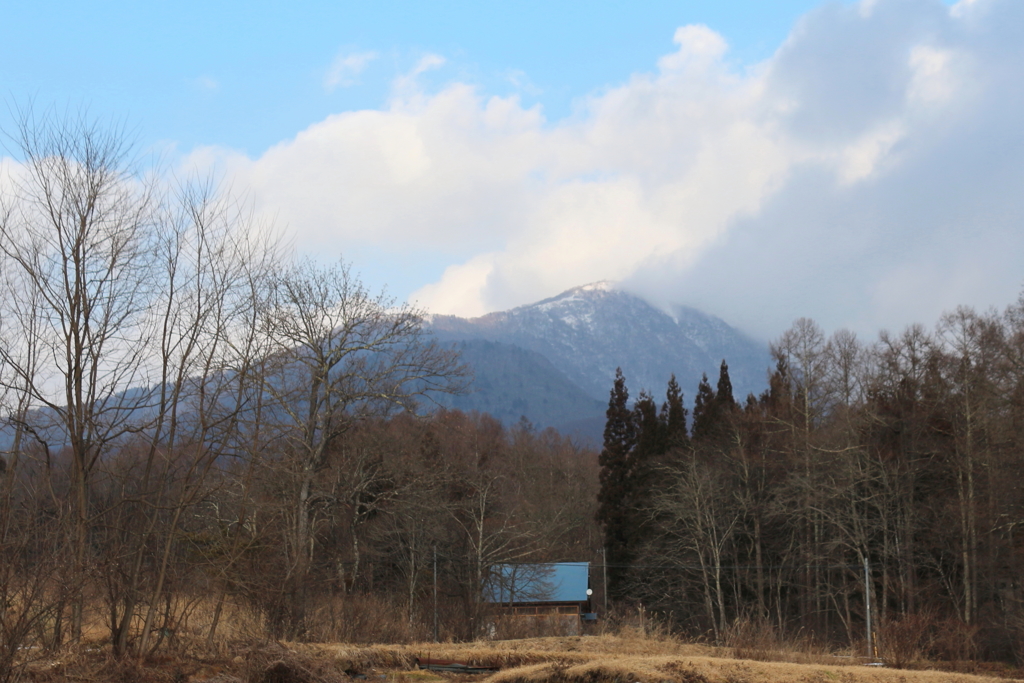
<box><xmin>3</xmin><ymin>1</ymin><xmax>826</xmax><ymax>155</ymax></box>
<box><xmin>5</xmin><ymin>0</ymin><xmax>1021</xmax><ymax>342</ymax></box>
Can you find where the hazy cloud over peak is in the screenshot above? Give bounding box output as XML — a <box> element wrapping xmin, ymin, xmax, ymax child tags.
<box><xmin>190</xmin><ymin>0</ymin><xmax>1024</xmax><ymax>339</ymax></box>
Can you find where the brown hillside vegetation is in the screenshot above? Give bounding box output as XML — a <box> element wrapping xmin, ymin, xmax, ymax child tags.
<box><xmin>24</xmin><ymin>635</ymin><xmax>1024</xmax><ymax>683</ymax></box>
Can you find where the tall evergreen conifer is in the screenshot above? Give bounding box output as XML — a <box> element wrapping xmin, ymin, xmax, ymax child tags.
<box><xmin>629</xmin><ymin>390</ymin><xmax>664</xmax><ymax>538</ymax></box>
<box><xmin>691</xmin><ymin>373</ymin><xmax>718</xmax><ymax>442</ymax></box>
<box><xmin>633</xmin><ymin>390</ymin><xmax>665</xmax><ymax>462</ymax></box>
<box><xmin>596</xmin><ymin>368</ymin><xmax>637</xmax><ymax>599</ymax></box>
<box><xmin>662</xmin><ymin>374</ymin><xmax>690</xmax><ymax>452</ymax></box>
<box><xmin>716</xmin><ymin>360</ymin><xmax>737</xmax><ymax>412</ymax></box>
<box><xmin>693</xmin><ymin>361</ymin><xmax>740</xmax><ymax>446</ymax></box>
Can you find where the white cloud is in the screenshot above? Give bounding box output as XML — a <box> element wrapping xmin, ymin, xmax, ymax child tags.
<box><xmin>324</xmin><ymin>50</ymin><xmax>378</xmax><ymax>91</ymax></box>
<box><xmin>657</xmin><ymin>24</ymin><xmax>729</xmax><ymax>72</ymax></box>
<box><xmin>193</xmin><ymin>75</ymin><xmax>219</xmax><ymax>92</ymax></box>
<box><xmin>411</xmin><ymin>54</ymin><xmax>446</xmax><ymax>77</ymax></box>
<box><xmin>413</xmin><ymin>254</ymin><xmax>496</xmax><ymax>315</ymax></box>
<box><xmin>950</xmin><ymin>0</ymin><xmax>984</xmax><ymax>19</ymax></box>
<box><xmin>836</xmin><ymin>120</ymin><xmax>906</xmax><ymax>184</ymax></box>
<box><xmin>189</xmin><ymin>0</ymin><xmax>1024</xmax><ymax>340</ymax></box>
<box><xmin>859</xmin><ymin>0</ymin><xmax>881</xmax><ymax>19</ymax></box>
<box><xmin>907</xmin><ymin>45</ymin><xmax>957</xmax><ymax>106</ymax></box>
<box><xmin>505</xmin><ymin>69</ymin><xmax>542</xmax><ymax>97</ymax></box>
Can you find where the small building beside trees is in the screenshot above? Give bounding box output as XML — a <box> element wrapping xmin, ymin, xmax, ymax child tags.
<box><xmin>484</xmin><ymin>562</ymin><xmax>594</xmax><ymax>636</ymax></box>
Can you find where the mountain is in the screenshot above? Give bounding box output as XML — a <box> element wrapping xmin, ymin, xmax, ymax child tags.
<box><xmin>2</xmin><ymin>284</ymin><xmax>768</xmax><ymax>451</ymax></box>
<box><xmin>427</xmin><ymin>282</ymin><xmax>771</xmax><ymax>441</ymax></box>
<box><xmin>438</xmin><ymin>339</ymin><xmax>607</xmax><ymax>430</ymax></box>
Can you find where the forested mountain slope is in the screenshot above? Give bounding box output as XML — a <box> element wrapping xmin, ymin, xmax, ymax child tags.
<box><xmin>427</xmin><ymin>282</ymin><xmax>770</xmax><ymax>435</ymax></box>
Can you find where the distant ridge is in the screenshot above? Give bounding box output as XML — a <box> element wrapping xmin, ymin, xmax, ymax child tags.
<box><xmin>427</xmin><ymin>283</ymin><xmax>771</xmax><ymax>442</ymax></box>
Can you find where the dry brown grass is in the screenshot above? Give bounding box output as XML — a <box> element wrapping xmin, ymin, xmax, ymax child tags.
<box><xmin>305</xmin><ymin>635</ymin><xmax>1021</xmax><ymax>683</ymax></box>
<box><xmin>482</xmin><ymin>650</ymin><xmax>1017</xmax><ymax>683</ymax></box>
<box><xmin>18</xmin><ymin>633</ymin><xmax>1024</xmax><ymax>683</ymax></box>
<box><xmin>304</xmin><ymin>632</ymin><xmax>712</xmax><ymax>672</ymax></box>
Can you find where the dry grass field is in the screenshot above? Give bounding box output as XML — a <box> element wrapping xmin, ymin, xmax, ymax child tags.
<box><xmin>21</xmin><ymin>632</ymin><xmax>1021</xmax><ymax>683</ymax></box>
<box><xmin>309</xmin><ymin>635</ymin><xmax>1023</xmax><ymax>683</ymax></box>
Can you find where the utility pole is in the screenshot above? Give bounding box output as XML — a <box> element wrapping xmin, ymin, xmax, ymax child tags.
<box><xmin>864</xmin><ymin>555</ymin><xmax>873</xmax><ymax>660</ymax></box>
<box><xmin>602</xmin><ymin>547</ymin><xmax>608</xmax><ymax>615</ymax></box>
<box><xmin>433</xmin><ymin>545</ymin><xmax>438</xmax><ymax>642</ymax></box>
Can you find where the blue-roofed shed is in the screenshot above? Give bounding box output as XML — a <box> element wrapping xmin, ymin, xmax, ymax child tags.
<box><xmin>483</xmin><ymin>562</ymin><xmax>592</xmax><ymax>637</ymax></box>
<box><xmin>485</xmin><ymin>562</ymin><xmax>590</xmax><ymax>604</ymax></box>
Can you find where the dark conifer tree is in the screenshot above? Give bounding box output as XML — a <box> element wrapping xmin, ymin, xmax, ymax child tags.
<box><xmin>691</xmin><ymin>373</ymin><xmax>718</xmax><ymax>442</ymax></box>
<box><xmin>629</xmin><ymin>390</ymin><xmax>664</xmax><ymax>542</ymax></box>
<box><xmin>716</xmin><ymin>359</ymin><xmax>737</xmax><ymax>413</ymax></box>
<box><xmin>692</xmin><ymin>361</ymin><xmax>740</xmax><ymax>446</ymax></box>
<box><xmin>762</xmin><ymin>356</ymin><xmax>793</xmax><ymax>415</ymax></box>
<box><xmin>633</xmin><ymin>390</ymin><xmax>665</xmax><ymax>463</ymax></box>
<box><xmin>661</xmin><ymin>374</ymin><xmax>690</xmax><ymax>451</ymax></box>
<box><xmin>596</xmin><ymin>368</ymin><xmax>637</xmax><ymax>599</ymax></box>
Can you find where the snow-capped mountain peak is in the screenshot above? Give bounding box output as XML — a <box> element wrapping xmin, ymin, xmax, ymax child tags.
<box><xmin>427</xmin><ymin>284</ymin><xmax>770</xmax><ymax>433</ymax></box>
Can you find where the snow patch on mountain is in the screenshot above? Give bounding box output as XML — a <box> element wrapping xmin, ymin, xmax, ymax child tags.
<box><xmin>428</xmin><ymin>283</ymin><xmax>771</xmax><ymax>423</ymax></box>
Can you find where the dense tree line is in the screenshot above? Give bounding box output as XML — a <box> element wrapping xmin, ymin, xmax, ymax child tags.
<box><xmin>0</xmin><ymin>111</ymin><xmax>602</xmax><ymax>675</ymax></box>
<box><xmin>598</xmin><ymin>305</ymin><xmax>1024</xmax><ymax>662</ymax></box>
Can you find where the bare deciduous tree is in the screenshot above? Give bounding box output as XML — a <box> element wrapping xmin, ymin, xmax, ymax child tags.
<box><xmin>0</xmin><ymin>107</ymin><xmax>161</xmax><ymax>641</ymax></box>
<box><xmin>255</xmin><ymin>259</ymin><xmax>466</xmax><ymax>636</ymax></box>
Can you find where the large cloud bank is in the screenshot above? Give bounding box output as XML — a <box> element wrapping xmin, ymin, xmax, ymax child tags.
<box><xmin>193</xmin><ymin>0</ymin><xmax>1024</xmax><ymax>338</ymax></box>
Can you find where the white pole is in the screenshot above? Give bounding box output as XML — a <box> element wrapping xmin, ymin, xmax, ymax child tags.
<box><xmin>864</xmin><ymin>556</ymin><xmax>872</xmax><ymax>660</ymax></box>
